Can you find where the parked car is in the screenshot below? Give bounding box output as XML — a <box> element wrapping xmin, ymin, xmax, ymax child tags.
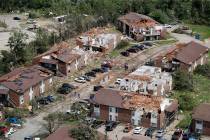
<box><xmin>145</xmin><ymin>127</ymin><xmax>155</xmax><ymax>138</ymax></box>
<box><xmin>126</xmin><ymin>48</ymin><xmax>139</xmax><ymax>53</ymax></box>
<box><xmin>143</xmin><ymin>42</ymin><xmax>153</xmax><ymax>46</ymax></box>
<box><xmin>135</xmin><ymin>44</ymin><xmax>145</xmax><ymax>50</ymax></box>
<box><xmin>156</xmin><ymin>129</ymin><xmax>164</xmax><ymax>138</ymax></box>
<box><xmin>164</xmin><ymin>24</ymin><xmax>172</xmax><ymax>28</ymax></box>
<box><xmin>182</xmin><ymin>132</ymin><xmax>190</xmax><ymax>140</ymax></box>
<box><xmin>62</xmin><ymin>83</ymin><xmax>76</xmax><ymax>89</ymax></box>
<box><xmin>37</xmin><ymin>98</ymin><xmax>50</xmax><ymax>105</ymax></box>
<box><xmin>13</xmin><ymin>17</ymin><xmax>21</xmax><ymax>20</ymax></box>
<box><xmin>121</xmin><ymin>51</ymin><xmax>130</xmax><ymax>57</ymax></box>
<box><xmin>85</xmin><ymin>71</ymin><xmax>96</xmax><ymax>77</ymax></box>
<box><xmin>44</xmin><ymin>95</ymin><xmax>55</xmax><ymax>102</ymax></box>
<box><xmin>133</xmin><ymin>126</ymin><xmax>143</xmax><ymax>134</ymax></box>
<box><xmin>101</xmin><ymin>61</ymin><xmax>112</xmax><ymax>69</ymax></box>
<box><xmin>93</xmin><ymin>85</ymin><xmax>104</xmax><ymax>91</ymax></box>
<box><xmin>171</xmin><ymin>129</ymin><xmax>182</xmax><ymax>140</ymax></box>
<box><xmin>115</xmin><ymin>78</ymin><xmax>123</xmax><ymax>85</ymax></box>
<box><xmin>74</xmin><ymin>77</ymin><xmax>86</xmax><ymax>83</ymax></box>
<box><xmin>0</xmin><ymin>126</ymin><xmax>8</xmax><ymax>135</ymax></box>
<box><xmin>81</xmin><ymin>75</ymin><xmax>91</xmax><ymax>81</ymax></box>
<box><xmin>92</xmin><ymin>68</ymin><xmax>104</xmax><ymax>73</ymax></box>
<box><xmin>123</xmin><ymin>123</ymin><xmax>132</xmax><ymax>133</ymax></box>
<box><xmin>105</xmin><ymin>121</ymin><xmax>117</xmax><ymax>131</ymax></box>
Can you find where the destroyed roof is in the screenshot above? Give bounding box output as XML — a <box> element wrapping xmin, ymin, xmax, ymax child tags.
<box><xmin>192</xmin><ymin>103</ymin><xmax>210</xmax><ymax>122</ymax></box>
<box><xmin>174</xmin><ymin>41</ymin><xmax>208</xmax><ymax>65</ymax></box>
<box><xmin>118</xmin><ymin>12</ymin><xmax>158</xmax><ymax>28</ymax></box>
<box><xmin>165</xmin><ymin>99</ymin><xmax>178</xmax><ymax>112</ymax></box>
<box><xmin>55</xmin><ymin>48</ymin><xmax>81</xmax><ymax>63</ymax></box>
<box><xmin>33</xmin><ymin>42</ymin><xmax>70</xmax><ymax>63</ymax></box>
<box><xmin>39</xmin><ymin>58</ymin><xmax>58</xmax><ymax>65</ymax></box>
<box><xmin>93</xmin><ymin>88</ymin><xmax>163</xmax><ymax>110</ymax></box>
<box><xmin>0</xmin><ymin>65</ymin><xmax>53</xmax><ymax>94</ymax></box>
<box><xmin>0</xmin><ymin>67</ymin><xmax>24</xmax><ymax>82</ymax></box>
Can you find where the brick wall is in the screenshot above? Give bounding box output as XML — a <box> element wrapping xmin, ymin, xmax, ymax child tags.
<box><xmin>99</xmin><ymin>105</ymin><xmax>109</xmax><ymax>121</ymax></box>
<box><xmin>58</xmin><ymin>61</ymin><xmax>67</xmax><ymax>75</ymax></box>
<box><xmin>118</xmin><ymin>108</ymin><xmax>131</xmax><ymax>123</ymax></box>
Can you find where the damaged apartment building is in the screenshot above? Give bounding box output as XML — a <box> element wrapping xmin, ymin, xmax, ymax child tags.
<box><xmin>33</xmin><ymin>42</ymin><xmax>92</xmax><ymax>76</ymax></box>
<box><xmin>117</xmin><ymin>12</ymin><xmax>166</xmax><ymax>41</ymax></box>
<box><xmin>0</xmin><ymin>65</ymin><xmax>53</xmax><ymax>107</ymax></box>
<box><xmin>119</xmin><ymin>65</ymin><xmax>172</xmax><ymax>96</ymax></box>
<box><xmin>91</xmin><ymin>88</ymin><xmax>178</xmax><ymax>129</ymax></box>
<box><xmin>154</xmin><ymin>41</ymin><xmax>209</xmax><ymax>72</ymax></box>
<box><xmin>76</xmin><ymin>27</ymin><xmax>120</xmax><ymax>53</ymax></box>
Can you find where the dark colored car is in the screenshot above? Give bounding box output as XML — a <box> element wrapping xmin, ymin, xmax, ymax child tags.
<box><xmin>143</xmin><ymin>42</ymin><xmax>153</xmax><ymax>46</ymax></box>
<box><xmin>135</xmin><ymin>44</ymin><xmax>145</xmax><ymax>50</ymax></box>
<box><xmin>44</xmin><ymin>95</ymin><xmax>55</xmax><ymax>102</ymax></box>
<box><xmin>92</xmin><ymin>68</ymin><xmax>105</xmax><ymax>73</ymax></box>
<box><xmin>171</xmin><ymin>129</ymin><xmax>182</xmax><ymax>140</ymax></box>
<box><xmin>145</xmin><ymin>127</ymin><xmax>155</xmax><ymax>138</ymax></box>
<box><xmin>182</xmin><ymin>132</ymin><xmax>189</xmax><ymax>140</ymax></box>
<box><xmin>105</xmin><ymin>121</ymin><xmax>117</xmax><ymax>131</ymax></box>
<box><xmin>13</xmin><ymin>17</ymin><xmax>21</xmax><ymax>20</ymax></box>
<box><xmin>57</xmin><ymin>83</ymin><xmax>75</xmax><ymax>94</ymax></box>
<box><xmin>121</xmin><ymin>51</ymin><xmax>130</xmax><ymax>57</ymax></box>
<box><xmin>38</xmin><ymin>98</ymin><xmax>49</xmax><ymax>105</ymax></box>
<box><xmin>24</xmin><ymin>137</ymin><xmax>33</xmax><ymax>140</ymax></box>
<box><xmin>126</xmin><ymin>48</ymin><xmax>139</xmax><ymax>53</ymax></box>
<box><xmin>93</xmin><ymin>85</ymin><xmax>104</xmax><ymax>91</ymax></box>
<box><xmin>85</xmin><ymin>71</ymin><xmax>96</xmax><ymax>77</ymax></box>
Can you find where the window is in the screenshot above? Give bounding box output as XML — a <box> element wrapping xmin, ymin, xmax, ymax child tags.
<box><xmin>109</xmin><ymin>115</ymin><xmax>112</xmax><ymax>121</ymax></box>
<box><xmin>19</xmin><ymin>95</ymin><xmax>24</xmax><ymax>105</ymax></box>
<box><xmin>109</xmin><ymin>107</ymin><xmax>112</xmax><ymax>112</ymax></box>
<box><xmin>115</xmin><ymin>108</ymin><xmax>118</xmax><ymax>113</ymax></box>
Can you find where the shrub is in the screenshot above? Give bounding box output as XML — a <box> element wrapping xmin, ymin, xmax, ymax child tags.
<box><xmin>194</xmin><ymin>64</ymin><xmax>210</xmax><ymax>78</ymax></box>
<box><xmin>115</xmin><ymin>40</ymin><xmax>129</xmax><ymax>50</ymax></box>
<box><xmin>173</xmin><ymin>70</ymin><xmax>194</xmax><ymax>91</ymax></box>
<box><xmin>176</xmin><ymin>113</ymin><xmax>192</xmax><ymax>129</ymax></box>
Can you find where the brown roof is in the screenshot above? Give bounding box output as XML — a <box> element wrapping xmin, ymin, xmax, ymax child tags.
<box><xmin>39</xmin><ymin>58</ymin><xmax>58</xmax><ymax>65</ymax></box>
<box><xmin>175</xmin><ymin>41</ymin><xmax>208</xmax><ymax>65</ymax></box>
<box><xmin>56</xmin><ymin>48</ymin><xmax>81</xmax><ymax>63</ymax></box>
<box><xmin>126</xmin><ymin>74</ymin><xmax>152</xmax><ymax>81</ymax></box>
<box><xmin>121</xmin><ymin>135</ymin><xmax>152</xmax><ymax>140</ymax></box>
<box><xmin>93</xmin><ymin>88</ymin><xmax>162</xmax><ymax>110</ymax></box>
<box><xmin>93</xmin><ymin>88</ymin><xmax>126</xmax><ymax>108</ymax></box>
<box><xmin>165</xmin><ymin>100</ymin><xmax>178</xmax><ymax>112</ymax></box>
<box><xmin>118</xmin><ymin>12</ymin><xmax>158</xmax><ymax>28</ymax></box>
<box><xmin>1</xmin><ymin>65</ymin><xmax>53</xmax><ymax>94</ymax></box>
<box><xmin>0</xmin><ymin>67</ymin><xmax>24</xmax><ymax>82</ymax></box>
<box><xmin>192</xmin><ymin>103</ymin><xmax>210</xmax><ymax>122</ymax></box>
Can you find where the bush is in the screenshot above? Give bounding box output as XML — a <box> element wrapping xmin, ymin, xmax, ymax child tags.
<box><xmin>0</xmin><ymin>20</ymin><xmax>7</xmax><ymax>28</ymax></box>
<box><xmin>173</xmin><ymin>70</ymin><xmax>194</xmax><ymax>91</ymax></box>
<box><xmin>194</xmin><ymin>64</ymin><xmax>210</xmax><ymax>78</ymax></box>
<box><xmin>176</xmin><ymin>93</ymin><xmax>196</xmax><ymax>111</ymax></box>
<box><xmin>176</xmin><ymin>113</ymin><xmax>191</xmax><ymax>129</ymax></box>
<box><xmin>149</xmin><ymin>10</ymin><xmax>169</xmax><ymax>24</ymax></box>
<box><xmin>115</xmin><ymin>40</ymin><xmax>129</xmax><ymax>50</ymax></box>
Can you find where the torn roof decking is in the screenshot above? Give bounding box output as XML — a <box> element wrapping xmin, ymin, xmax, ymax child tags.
<box><xmin>0</xmin><ymin>65</ymin><xmax>53</xmax><ymax>94</ymax></box>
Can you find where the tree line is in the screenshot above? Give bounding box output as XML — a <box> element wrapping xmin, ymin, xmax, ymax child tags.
<box><xmin>1</xmin><ymin>0</ymin><xmax>210</xmax><ymax>25</ymax></box>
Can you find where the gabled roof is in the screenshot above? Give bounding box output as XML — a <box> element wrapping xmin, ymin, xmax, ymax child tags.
<box><xmin>174</xmin><ymin>41</ymin><xmax>208</xmax><ymax>65</ymax></box>
<box><xmin>192</xmin><ymin>103</ymin><xmax>210</xmax><ymax>122</ymax></box>
<box><xmin>93</xmin><ymin>88</ymin><xmax>126</xmax><ymax>108</ymax></box>
<box><xmin>55</xmin><ymin>48</ymin><xmax>81</xmax><ymax>63</ymax></box>
<box><xmin>0</xmin><ymin>65</ymin><xmax>53</xmax><ymax>94</ymax></box>
<box><xmin>118</xmin><ymin>12</ymin><xmax>158</xmax><ymax>28</ymax></box>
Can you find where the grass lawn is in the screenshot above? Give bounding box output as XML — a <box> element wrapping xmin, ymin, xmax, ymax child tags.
<box><xmin>187</xmin><ymin>24</ymin><xmax>210</xmax><ymax>40</ymax></box>
<box><xmin>108</xmin><ymin>42</ymin><xmax>132</xmax><ymax>58</ymax></box>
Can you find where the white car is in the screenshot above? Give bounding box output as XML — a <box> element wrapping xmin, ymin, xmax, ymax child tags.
<box><xmin>156</xmin><ymin>129</ymin><xmax>164</xmax><ymax>138</ymax></box>
<box><xmin>115</xmin><ymin>78</ymin><xmax>123</xmax><ymax>85</ymax></box>
<box><xmin>133</xmin><ymin>126</ymin><xmax>143</xmax><ymax>134</ymax></box>
<box><xmin>74</xmin><ymin>77</ymin><xmax>86</xmax><ymax>83</ymax></box>
<box><xmin>164</xmin><ymin>24</ymin><xmax>172</xmax><ymax>28</ymax></box>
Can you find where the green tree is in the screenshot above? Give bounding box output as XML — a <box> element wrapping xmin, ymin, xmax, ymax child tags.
<box><xmin>173</xmin><ymin>70</ymin><xmax>194</xmax><ymax>91</ymax></box>
<box><xmin>43</xmin><ymin>113</ymin><xmax>61</xmax><ymax>134</ymax></box>
<box><xmin>69</xmin><ymin>124</ymin><xmax>98</xmax><ymax>140</ymax></box>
